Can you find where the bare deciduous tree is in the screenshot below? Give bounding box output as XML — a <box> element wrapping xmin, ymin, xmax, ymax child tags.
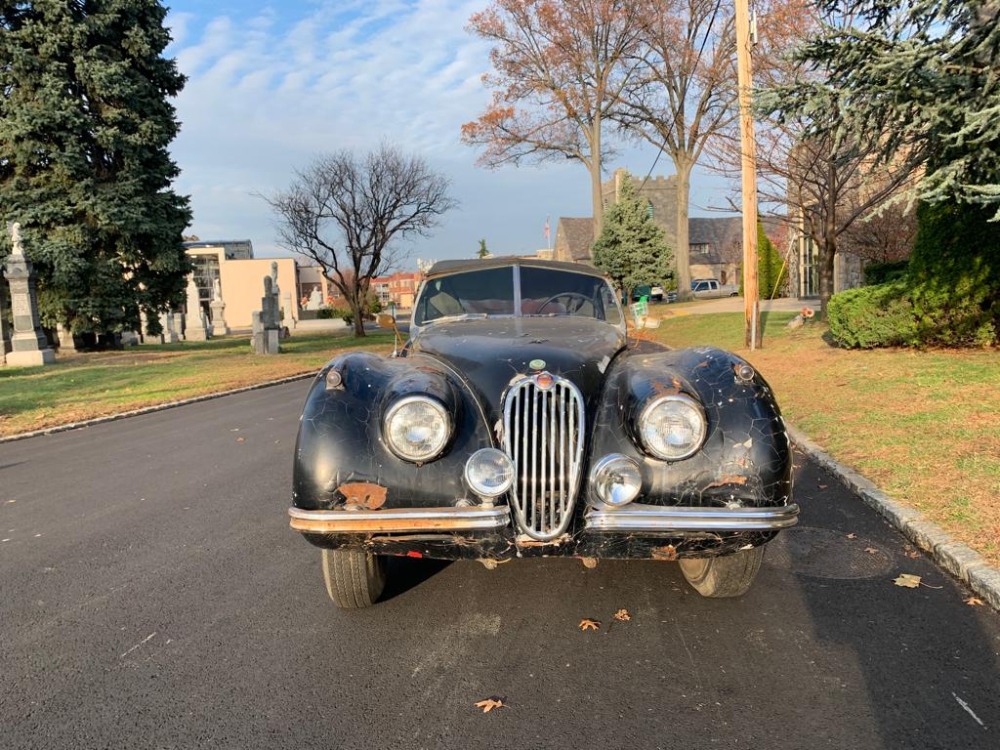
<box><xmin>703</xmin><ymin>4</ymin><xmax>919</xmax><ymax>315</ymax></box>
<box><xmin>462</xmin><ymin>0</ymin><xmax>646</xmax><ymax>238</ymax></box>
<box><xmin>612</xmin><ymin>0</ymin><xmax>737</xmax><ymax>298</ymax></box>
<box><xmin>267</xmin><ymin>145</ymin><xmax>455</xmax><ymax>336</ymax></box>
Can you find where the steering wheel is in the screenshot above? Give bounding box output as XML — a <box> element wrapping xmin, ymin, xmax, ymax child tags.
<box><xmin>536</xmin><ymin>292</ymin><xmax>592</xmax><ymax>315</ymax></box>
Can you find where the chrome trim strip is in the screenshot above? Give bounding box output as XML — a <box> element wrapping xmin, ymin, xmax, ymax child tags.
<box><xmin>289</xmin><ymin>506</ymin><xmax>511</xmax><ymax>533</ymax></box>
<box><xmin>584</xmin><ymin>503</ymin><xmax>800</xmax><ymax>532</ymax></box>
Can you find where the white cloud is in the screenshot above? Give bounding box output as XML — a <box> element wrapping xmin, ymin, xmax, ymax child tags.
<box><xmin>167</xmin><ymin>1</ymin><xmax>733</xmax><ymax>261</ymax></box>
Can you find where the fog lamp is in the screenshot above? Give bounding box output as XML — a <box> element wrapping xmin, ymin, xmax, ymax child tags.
<box><xmin>589</xmin><ymin>454</ymin><xmax>642</xmax><ymax>507</ymax></box>
<box><xmin>464</xmin><ymin>448</ymin><xmax>515</xmax><ymax>498</ymax></box>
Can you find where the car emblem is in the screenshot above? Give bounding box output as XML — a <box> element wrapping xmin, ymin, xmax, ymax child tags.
<box><xmin>529</xmin><ymin>358</ymin><xmax>546</xmax><ymax>370</ymax></box>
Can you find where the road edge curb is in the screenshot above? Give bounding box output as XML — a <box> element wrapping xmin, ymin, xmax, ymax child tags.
<box><xmin>0</xmin><ymin>371</ymin><xmax>319</xmax><ymax>445</ymax></box>
<box><xmin>787</xmin><ymin>423</ymin><xmax>1000</xmax><ymax>612</ymax></box>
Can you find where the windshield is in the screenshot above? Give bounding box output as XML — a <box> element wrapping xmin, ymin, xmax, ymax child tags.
<box><xmin>413</xmin><ymin>265</ymin><xmax>623</xmax><ymax>327</ymax></box>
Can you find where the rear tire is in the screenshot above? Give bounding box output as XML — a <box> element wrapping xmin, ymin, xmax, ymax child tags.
<box><xmin>678</xmin><ymin>546</ymin><xmax>764</xmax><ymax>598</ymax></box>
<box><xmin>321</xmin><ymin>549</ymin><xmax>387</xmax><ymax>609</ymax></box>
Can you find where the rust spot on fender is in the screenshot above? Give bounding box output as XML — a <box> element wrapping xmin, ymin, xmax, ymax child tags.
<box><xmin>336</xmin><ymin>482</ymin><xmax>387</xmax><ymax>509</ymax></box>
<box><xmin>652</xmin><ymin>544</ymin><xmax>678</xmax><ymax>561</ymax></box>
<box><xmin>704</xmin><ymin>475</ymin><xmax>749</xmax><ymax>489</ymax></box>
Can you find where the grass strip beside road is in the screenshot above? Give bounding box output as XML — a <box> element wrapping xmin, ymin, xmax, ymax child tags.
<box><xmin>0</xmin><ymin>331</ymin><xmax>394</xmax><ymax>437</ymax></box>
<box><xmin>649</xmin><ymin>308</ymin><xmax>1000</xmax><ymax>567</ymax></box>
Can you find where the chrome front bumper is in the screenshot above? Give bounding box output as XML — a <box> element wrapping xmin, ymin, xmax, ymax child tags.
<box><xmin>585</xmin><ymin>503</ymin><xmax>800</xmax><ymax>532</ymax></box>
<box><xmin>290</xmin><ymin>502</ymin><xmax>798</xmax><ymax>535</ymax></box>
<box><xmin>289</xmin><ymin>505</ymin><xmax>511</xmax><ymax>534</ymax></box>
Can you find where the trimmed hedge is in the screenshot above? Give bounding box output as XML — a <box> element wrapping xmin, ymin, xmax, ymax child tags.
<box><xmin>907</xmin><ymin>201</ymin><xmax>999</xmax><ymax>347</ymax></box>
<box><xmin>863</xmin><ymin>260</ymin><xmax>909</xmax><ymax>286</ymax></box>
<box><xmin>827</xmin><ymin>280</ymin><xmax>919</xmax><ymax>348</ymax></box>
<box><xmin>317</xmin><ymin>307</ymin><xmax>354</xmax><ymax>324</ymax></box>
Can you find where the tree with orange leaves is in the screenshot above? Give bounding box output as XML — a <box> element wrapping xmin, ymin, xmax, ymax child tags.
<box><xmin>462</xmin><ymin>0</ymin><xmax>646</xmax><ymax>239</ymax></box>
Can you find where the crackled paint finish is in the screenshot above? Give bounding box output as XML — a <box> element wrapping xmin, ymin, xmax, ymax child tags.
<box><xmin>292</xmin><ymin>316</ymin><xmax>792</xmax><ymax>562</ymax></box>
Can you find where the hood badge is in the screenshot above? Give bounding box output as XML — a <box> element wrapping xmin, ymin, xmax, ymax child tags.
<box><xmin>529</xmin><ymin>358</ymin><xmax>546</xmax><ymax>371</ymax></box>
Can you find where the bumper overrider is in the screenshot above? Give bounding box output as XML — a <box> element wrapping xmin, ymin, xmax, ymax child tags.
<box><xmin>288</xmin><ymin>502</ymin><xmax>799</xmax><ymax>535</ymax></box>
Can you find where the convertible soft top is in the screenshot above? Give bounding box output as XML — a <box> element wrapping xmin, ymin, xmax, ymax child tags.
<box><xmin>425</xmin><ymin>256</ymin><xmax>607</xmax><ymax>280</ymax></box>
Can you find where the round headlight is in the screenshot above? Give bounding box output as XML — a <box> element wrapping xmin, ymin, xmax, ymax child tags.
<box><xmin>590</xmin><ymin>454</ymin><xmax>642</xmax><ymax>506</ymax></box>
<box><xmin>383</xmin><ymin>395</ymin><xmax>451</xmax><ymax>462</ymax></box>
<box><xmin>638</xmin><ymin>394</ymin><xmax>707</xmax><ymax>461</ymax></box>
<box><xmin>464</xmin><ymin>448</ymin><xmax>515</xmax><ymax>498</ymax></box>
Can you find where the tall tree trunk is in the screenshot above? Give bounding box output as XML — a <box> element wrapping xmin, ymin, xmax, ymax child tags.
<box><xmin>674</xmin><ymin>158</ymin><xmax>693</xmax><ymax>300</ymax></box>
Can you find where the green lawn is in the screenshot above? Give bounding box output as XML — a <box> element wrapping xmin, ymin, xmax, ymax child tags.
<box><xmin>0</xmin><ymin>331</ymin><xmax>395</xmax><ymax>436</ymax></box>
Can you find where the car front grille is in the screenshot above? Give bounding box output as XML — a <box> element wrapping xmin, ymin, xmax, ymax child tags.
<box><xmin>501</xmin><ymin>373</ymin><xmax>585</xmax><ymax>540</ymax></box>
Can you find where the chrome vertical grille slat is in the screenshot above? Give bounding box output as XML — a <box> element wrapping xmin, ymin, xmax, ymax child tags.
<box><xmin>502</xmin><ymin>373</ymin><xmax>585</xmax><ymax>540</ymax></box>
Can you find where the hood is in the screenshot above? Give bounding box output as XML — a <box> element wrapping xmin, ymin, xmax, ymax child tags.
<box><xmin>408</xmin><ymin>317</ymin><xmax>627</xmax><ymax>418</ymax></box>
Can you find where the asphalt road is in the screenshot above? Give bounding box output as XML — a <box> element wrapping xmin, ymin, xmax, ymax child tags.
<box><xmin>1</xmin><ymin>380</ymin><xmax>997</xmax><ymax>750</ymax></box>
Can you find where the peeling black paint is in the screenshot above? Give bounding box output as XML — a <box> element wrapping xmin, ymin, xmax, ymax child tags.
<box><xmin>292</xmin><ymin>287</ymin><xmax>793</xmax><ymax>563</ymax></box>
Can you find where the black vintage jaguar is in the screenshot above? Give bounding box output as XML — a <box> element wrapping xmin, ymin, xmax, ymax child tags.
<box><xmin>289</xmin><ymin>258</ymin><xmax>797</xmax><ymax>607</ymax></box>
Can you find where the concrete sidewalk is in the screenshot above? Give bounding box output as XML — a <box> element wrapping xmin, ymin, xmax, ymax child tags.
<box><xmin>658</xmin><ymin>296</ymin><xmax>810</xmax><ymax>315</ymax></box>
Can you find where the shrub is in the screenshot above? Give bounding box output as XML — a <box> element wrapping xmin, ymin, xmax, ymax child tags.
<box><xmin>907</xmin><ymin>201</ymin><xmax>999</xmax><ymax>346</ymax></box>
<box><xmin>827</xmin><ymin>280</ymin><xmax>919</xmax><ymax>348</ymax></box>
<box><xmin>863</xmin><ymin>260</ymin><xmax>909</xmax><ymax>286</ymax></box>
<box><xmin>317</xmin><ymin>307</ymin><xmax>354</xmax><ymax>325</ymax></box>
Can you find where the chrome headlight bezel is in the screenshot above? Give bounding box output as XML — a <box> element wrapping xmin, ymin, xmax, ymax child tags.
<box><xmin>464</xmin><ymin>448</ymin><xmax>515</xmax><ymax>498</ymax></box>
<box><xmin>637</xmin><ymin>393</ymin><xmax>707</xmax><ymax>461</ymax></box>
<box><xmin>589</xmin><ymin>453</ymin><xmax>643</xmax><ymax>507</ymax></box>
<box><xmin>382</xmin><ymin>395</ymin><xmax>452</xmax><ymax>463</ymax></box>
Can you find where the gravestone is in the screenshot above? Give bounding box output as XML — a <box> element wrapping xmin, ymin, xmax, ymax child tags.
<box><xmin>55</xmin><ymin>324</ymin><xmax>76</xmax><ymax>351</ymax></box>
<box><xmin>183</xmin><ymin>276</ymin><xmax>209</xmax><ymax>341</ymax></box>
<box><xmin>281</xmin><ymin>291</ymin><xmax>294</xmax><ymax>335</ymax></box>
<box><xmin>0</xmin><ymin>279</ymin><xmax>11</xmax><ymax>364</ymax></box>
<box><xmin>160</xmin><ymin>311</ymin><xmax>179</xmax><ymax>343</ymax></box>
<box><xmin>4</xmin><ymin>223</ymin><xmax>55</xmax><ymax>366</ymax></box>
<box><xmin>210</xmin><ymin>278</ymin><xmax>229</xmax><ymax>336</ymax></box>
<box><xmin>253</xmin><ymin>276</ymin><xmax>280</xmax><ymax>354</ymax></box>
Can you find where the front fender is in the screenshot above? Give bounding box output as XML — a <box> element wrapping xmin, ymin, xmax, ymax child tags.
<box><xmin>292</xmin><ymin>351</ymin><xmax>494</xmax><ymax>511</ymax></box>
<box><xmin>591</xmin><ymin>347</ymin><xmax>791</xmax><ymax>507</ymax></box>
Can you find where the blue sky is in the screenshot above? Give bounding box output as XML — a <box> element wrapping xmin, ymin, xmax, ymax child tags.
<box><xmin>165</xmin><ymin>0</ymin><xmax>736</xmax><ymax>268</ymax></box>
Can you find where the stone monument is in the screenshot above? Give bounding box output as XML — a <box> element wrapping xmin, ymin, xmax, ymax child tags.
<box><xmin>281</xmin><ymin>291</ymin><xmax>295</xmax><ymax>334</ymax></box>
<box><xmin>307</xmin><ymin>288</ymin><xmax>323</xmax><ymax>310</ymax></box>
<box><xmin>0</xmin><ymin>278</ymin><xmax>11</xmax><ymax>365</ymax></box>
<box><xmin>160</xmin><ymin>310</ymin><xmax>179</xmax><ymax>343</ymax></box>
<box><xmin>210</xmin><ymin>278</ymin><xmax>229</xmax><ymax>336</ymax></box>
<box><xmin>253</xmin><ymin>275</ymin><xmax>280</xmax><ymax>354</ymax></box>
<box><xmin>183</xmin><ymin>275</ymin><xmax>209</xmax><ymax>341</ymax></box>
<box><xmin>4</xmin><ymin>223</ymin><xmax>55</xmax><ymax>366</ymax></box>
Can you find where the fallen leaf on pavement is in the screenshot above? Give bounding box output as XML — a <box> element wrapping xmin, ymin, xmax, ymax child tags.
<box><xmin>893</xmin><ymin>574</ymin><xmax>943</xmax><ymax>590</ymax></box>
<box><xmin>579</xmin><ymin>619</ymin><xmax>601</xmax><ymax>631</ymax></box>
<box><xmin>613</xmin><ymin>609</ymin><xmax>631</xmax><ymax>622</ymax></box>
<box><xmin>846</xmin><ymin>533</ymin><xmax>857</xmax><ymax>540</ymax></box>
<box><xmin>865</xmin><ymin>547</ymin><xmax>879</xmax><ymax>555</ymax></box>
<box><xmin>236</xmin><ymin>436</ymin><xmax>246</xmax><ymax>443</ymax></box>
<box><xmin>965</xmin><ymin>597</ymin><xmax>985</xmax><ymax>607</ymax></box>
<box><xmin>474</xmin><ymin>698</ymin><xmax>504</xmax><ymax>713</ymax></box>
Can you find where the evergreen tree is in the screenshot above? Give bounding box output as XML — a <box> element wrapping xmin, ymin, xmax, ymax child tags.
<box><xmin>758</xmin><ymin>224</ymin><xmax>787</xmax><ymax>299</ymax></box>
<box><xmin>0</xmin><ymin>1</ymin><xmax>191</xmax><ymax>336</ymax></box>
<box><xmin>591</xmin><ymin>176</ymin><xmax>672</xmax><ymax>301</ymax></box>
<box><xmin>776</xmin><ymin>0</ymin><xmax>1000</xmax><ymax>344</ymax></box>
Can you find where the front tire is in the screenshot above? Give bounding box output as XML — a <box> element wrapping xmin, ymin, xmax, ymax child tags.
<box><xmin>321</xmin><ymin>549</ymin><xmax>387</xmax><ymax>608</ymax></box>
<box><xmin>678</xmin><ymin>546</ymin><xmax>764</xmax><ymax>598</ymax></box>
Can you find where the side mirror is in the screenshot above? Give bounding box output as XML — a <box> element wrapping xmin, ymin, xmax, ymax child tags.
<box><xmin>376</xmin><ymin>313</ymin><xmax>396</xmax><ymax>329</ymax></box>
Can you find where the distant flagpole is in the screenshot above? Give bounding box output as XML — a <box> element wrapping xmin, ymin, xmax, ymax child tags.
<box><xmin>544</xmin><ymin>215</ymin><xmax>551</xmax><ymax>250</ymax></box>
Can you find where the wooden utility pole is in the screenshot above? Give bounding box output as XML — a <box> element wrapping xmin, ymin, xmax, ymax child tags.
<box><xmin>735</xmin><ymin>0</ymin><xmax>761</xmax><ymax>349</ymax></box>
